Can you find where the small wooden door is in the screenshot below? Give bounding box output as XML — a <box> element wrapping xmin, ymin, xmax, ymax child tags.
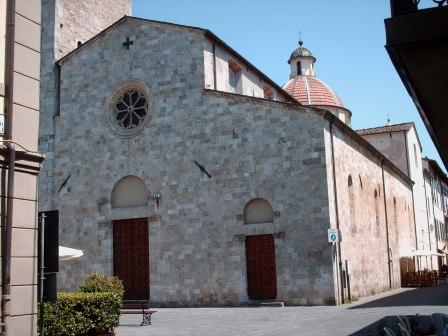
<box><xmin>245</xmin><ymin>234</ymin><xmax>277</xmax><ymax>300</ymax></box>
<box><xmin>113</xmin><ymin>218</ymin><xmax>149</xmax><ymax>300</ymax></box>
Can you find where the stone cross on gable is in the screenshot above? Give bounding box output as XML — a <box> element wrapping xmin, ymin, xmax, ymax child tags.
<box><xmin>122</xmin><ymin>36</ymin><xmax>134</xmax><ymax>50</ymax></box>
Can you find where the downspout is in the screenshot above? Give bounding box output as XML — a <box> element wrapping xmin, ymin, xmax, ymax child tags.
<box><xmin>430</xmin><ymin>181</ymin><xmax>437</xmax><ymax>270</ymax></box>
<box><xmin>381</xmin><ymin>160</ymin><xmax>392</xmax><ymax>289</ymax></box>
<box><xmin>423</xmin><ymin>175</ymin><xmax>434</xmax><ymax>270</ymax></box>
<box><xmin>212</xmin><ymin>43</ymin><xmax>217</xmax><ymax>90</ymax></box>
<box><xmin>2</xmin><ymin>0</ymin><xmax>16</xmax><ymax>334</ymax></box>
<box><xmin>328</xmin><ymin>115</ymin><xmax>344</xmax><ymax>304</ymax></box>
<box><xmin>403</xmin><ymin>131</ymin><xmax>419</xmax><ymax>264</ymax></box>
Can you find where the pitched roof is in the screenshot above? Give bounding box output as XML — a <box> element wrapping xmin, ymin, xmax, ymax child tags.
<box><xmin>422</xmin><ymin>157</ymin><xmax>448</xmax><ymax>184</ymax></box>
<box><xmin>356</xmin><ymin>122</ymin><xmax>422</xmax><ymax>151</ymax></box>
<box><xmin>56</xmin><ymin>16</ymin><xmax>205</xmax><ymax>65</ymax></box>
<box><xmin>56</xmin><ymin>16</ymin><xmax>294</xmax><ymax>104</ymax></box>
<box><xmin>356</xmin><ymin>122</ymin><xmax>414</xmax><ymax>135</ymax></box>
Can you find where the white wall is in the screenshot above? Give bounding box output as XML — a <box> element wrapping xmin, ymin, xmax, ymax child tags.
<box><xmin>204</xmin><ymin>38</ymin><xmax>287</xmax><ymax>101</ymax></box>
<box><xmin>361</xmin><ymin>131</ymin><xmax>408</xmax><ymax>175</ymax></box>
<box><xmin>289</xmin><ymin>57</ymin><xmax>315</xmax><ymax>78</ymax></box>
<box><xmin>405</xmin><ymin>129</ymin><xmax>436</xmax><ymax>269</ymax></box>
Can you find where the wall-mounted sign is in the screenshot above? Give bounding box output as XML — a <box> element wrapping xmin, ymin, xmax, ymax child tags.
<box><xmin>328</xmin><ymin>228</ymin><xmax>339</xmax><ymax>243</ymax></box>
<box><xmin>0</xmin><ymin>114</ymin><xmax>4</xmax><ymax>135</ymax></box>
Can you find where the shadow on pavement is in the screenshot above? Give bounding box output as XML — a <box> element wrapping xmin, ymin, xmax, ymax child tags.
<box><xmin>348</xmin><ymin>284</ymin><xmax>448</xmax><ymax>309</ymax></box>
<box><xmin>349</xmin><ymin>315</ymin><xmax>435</xmax><ymax>336</ymax></box>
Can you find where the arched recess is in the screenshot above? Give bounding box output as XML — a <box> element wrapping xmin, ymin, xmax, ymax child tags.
<box><xmin>244</xmin><ymin>198</ymin><xmax>273</xmax><ymax>225</ymax></box>
<box><xmin>393</xmin><ymin>197</ymin><xmax>399</xmax><ymax>245</ymax></box>
<box><xmin>112</xmin><ymin>175</ymin><xmax>148</xmax><ymax>208</ymax></box>
<box><xmin>348</xmin><ymin>175</ymin><xmax>356</xmax><ymax>233</ymax></box>
<box><xmin>374</xmin><ymin>190</ymin><xmax>380</xmax><ymax>237</ymax></box>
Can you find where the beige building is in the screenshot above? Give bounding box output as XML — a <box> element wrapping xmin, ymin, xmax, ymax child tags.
<box><xmin>357</xmin><ymin>123</ymin><xmax>448</xmax><ymax>270</ymax></box>
<box><xmin>357</xmin><ymin>123</ymin><xmax>432</xmax><ymax>268</ymax></box>
<box><xmin>1</xmin><ymin>0</ymin><xmax>43</xmax><ymax>335</ymax></box>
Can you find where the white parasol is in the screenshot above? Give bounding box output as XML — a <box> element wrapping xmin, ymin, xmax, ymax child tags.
<box><xmin>59</xmin><ymin>246</ymin><xmax>84</xmax><ymax>261</ymax></box>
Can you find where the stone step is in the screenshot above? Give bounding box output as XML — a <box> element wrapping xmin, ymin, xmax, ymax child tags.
<box><xmin>249</xmin><ymin>301</ymin><xmax>285</xmax><ymax>307</ymax></box>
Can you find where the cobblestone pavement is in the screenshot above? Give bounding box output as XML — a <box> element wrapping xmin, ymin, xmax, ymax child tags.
<box><xmin>116</xmin><ymin>284</ymin><xmax>448</xmax><ymax>336</ymax></box>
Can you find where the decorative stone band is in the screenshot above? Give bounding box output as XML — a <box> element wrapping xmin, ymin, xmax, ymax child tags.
<box><xmin>236</xmin><ymin>210</ymin><xmax>280</xmax><ymax>221</ymax></box>
<box><xmin>233</xmin><ymin>232</ymin><xmax>286</xmax><ymax>242</ymax></box>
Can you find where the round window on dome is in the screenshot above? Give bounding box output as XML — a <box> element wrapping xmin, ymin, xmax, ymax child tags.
<box><xmin>108</xmin><ymin>81</ymin><xmax>153</xmax><ymax>137</ymax></box>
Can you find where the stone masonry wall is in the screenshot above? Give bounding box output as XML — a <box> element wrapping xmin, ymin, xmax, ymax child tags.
<box><xmin>39</xmin><ymin>0</ymin><xmax>131</xmax><ymax>211</ymax></box>
<box><xmin>325</xmin><ymin>123</ymin><xmax>415</xmax><ymax>300</ymax></box>
<box><xmin>53</xmin><ymin>18</ymin><xmax>336</xmax><ymax>306</ymax></box>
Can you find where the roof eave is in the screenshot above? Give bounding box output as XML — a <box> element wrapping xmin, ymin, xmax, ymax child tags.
<box><xmin>325</xmin><ymin>113</ymin><xmax>414</xmax><ymax>185</ymax></box>
<box><xmin>204</xmin><ymin>30</ymin><xmax>299</xmax><ymax>105</ymax></box>
<box><xmin>56</xmin><ymin>15</ymin><xmax>206</xmax><ymax>65</ymax></box>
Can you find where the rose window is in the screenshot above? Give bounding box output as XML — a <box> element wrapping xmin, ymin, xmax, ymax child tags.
<box><xmin>113</xmin><ymin>90</ymin><xmax>149</xmax><ymax>129</ymax></box>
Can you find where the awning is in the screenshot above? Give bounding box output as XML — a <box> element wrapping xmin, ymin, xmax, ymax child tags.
<box><xmin>59</xmin><ymin>246</ymin><xmax>84</xmax><ymax>261</ymax></box>
<box><xmin>437</xmin><ymin>242</ymin><xmax>448</xmax><ymax>255</ymax></box>
<box><xmin>400</xmin><ymin>247</ymin><xmax>443</xmax><ymax>257</ymax></box>
<box><xmin>438</xmin><ymin>248</ymin><xmax>448</xmax><ymax>255</ymax></box>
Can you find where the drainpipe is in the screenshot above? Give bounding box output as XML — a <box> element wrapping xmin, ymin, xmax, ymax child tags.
<box><xmin>2</xmin><ymin>1</ymin><xmax>16</xmax><ymax>335</ymax></box>
<box><xmin>430</xmin><ymin>182</ymin><xmax>437</xmax><ymax>270</ymax></box>
<box><xmin>212</xmin><ymin>43</ymin><xmax>217</xmax><ymax>90</ymax></box>
<box><xmin>381</xmin><ymin>160</ymin><xmax>392</xmax><ymax>289</ymax></box>
<box><xmin>403</xmin><ymin>132</ymin><xmax>419</xmax><ymax>266</ymax></box>
<box><xmin>328</xmin><ymin>115</ymin><xmax>344</xmax><ymax>304</ymax></box>
<box><xmin>423</xmin><ymin>176</ymin><xmax>433</xmax><ymax>270</ymax></box>
<box><xmin>410</xmin><ymin>189</ymin><xmax>420</xmax><ymax>270</ymax></box>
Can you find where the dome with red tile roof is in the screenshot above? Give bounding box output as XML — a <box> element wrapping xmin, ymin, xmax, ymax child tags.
<box><xmin>283</xmin><ymin>76</ymin><xmax>344</xmax><ymax>107</ymax></box>
<box><xmin>283</xmin><ymin>40</ymin><xmax>351</xmax><ymax>125</ymax></box>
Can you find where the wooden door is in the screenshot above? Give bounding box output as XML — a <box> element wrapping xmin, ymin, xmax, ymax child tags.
<box><xmin>245</xmin><ymin>234</ymin><xmax>277</xmax><ymax>300</ymax></box>
<box><xmin>113</xmin><ymin>218</ymin><xmax>149</xmax><ymax>300</ymax></box>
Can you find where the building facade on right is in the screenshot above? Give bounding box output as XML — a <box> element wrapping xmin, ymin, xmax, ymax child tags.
<box><xmin>356</xmin><ymin>122</ymin><xmax>448</xmax><ymax>270</ymax></box>
<box><xmin>422</xmin><ymin>158</ymin><xmax>448</xmax><ymax>268</ymax></box>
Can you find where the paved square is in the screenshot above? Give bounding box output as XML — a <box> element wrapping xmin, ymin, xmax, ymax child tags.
<box><xmin>116</xmin><ymin>285</ymin><xmax>448</xmax><ymax>336</ymax></box>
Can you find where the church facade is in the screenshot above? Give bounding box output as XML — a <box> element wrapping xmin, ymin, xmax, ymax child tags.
<box><xmin>39</xmin><ymin>1</ymin><xmax>417</xmax><ymax>306</ymax></box>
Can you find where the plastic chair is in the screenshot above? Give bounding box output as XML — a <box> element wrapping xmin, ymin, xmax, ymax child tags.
<box><xmin>398</xmin><ymin>315</ymin><xmax>411</xmax><ymax>333</ymax></box>
<box><xmin>384</xmin><ymin>327</ymin><xmax>397</xmax><ymax>336</ymax></box>
<box><xmin>432</xmin><ymin>313</ymin><xmax>448</xmax><ymax>336</ymax></box>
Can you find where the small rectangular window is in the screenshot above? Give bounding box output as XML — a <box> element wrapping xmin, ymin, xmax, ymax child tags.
<box><xmin>413</xmin><ymin>144</ymin><xmax>418</xmax><ymax>168</ymax></box>
<box><xmin>228</xmin><ymin>60</ymin><xmax>242</xmax><ymax>94</ymax></box>
<box><xmin>263</xmin><ymin>85</ymin><xmax>273</xmax><ymax>100</ymax></box>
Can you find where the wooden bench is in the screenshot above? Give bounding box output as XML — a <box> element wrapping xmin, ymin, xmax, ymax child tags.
<box><xmin>122</xmin><ymin>300</ymin><xmax>157</xmax><ymax>326</ymax></box>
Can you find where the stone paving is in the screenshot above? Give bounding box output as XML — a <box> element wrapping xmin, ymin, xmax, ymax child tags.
<box><xmin>116</xmin><ymin>284</ymin><xmax>448</xmax><ymax>336</ymax></box>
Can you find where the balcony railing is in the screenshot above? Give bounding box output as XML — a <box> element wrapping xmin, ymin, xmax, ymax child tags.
<box><xmin>391</xmin><ymin>0</ymin><xmax>448</xmax><ymax>16</ymax></box>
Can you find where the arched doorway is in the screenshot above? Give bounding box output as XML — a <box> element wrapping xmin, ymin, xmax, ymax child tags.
<box><xmin>112</xmin><ymin>176</ymin><xmax>150</xmax><ymax>301</ymax></box>
<box><xmin>244</xmin><ymin>199</ymin><xmax>277</xmax><ymax>300</ymax></box>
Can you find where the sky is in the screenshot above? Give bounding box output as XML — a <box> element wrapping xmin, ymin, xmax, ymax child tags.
<box><xmin>133</xmin><ymin>0</ymin><xmax>446</xmax><ymax>173</ymax></box>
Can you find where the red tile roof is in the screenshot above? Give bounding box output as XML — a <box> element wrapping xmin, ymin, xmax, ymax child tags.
<box><xmin>283</xmin><ymin>75</ymin><xmax>344</xmax><ymax>107</ymax></box>
<box><xmin>356</xmin><ymin>122</ymin><xmax>414</xmax><ymax>135</ymax></box>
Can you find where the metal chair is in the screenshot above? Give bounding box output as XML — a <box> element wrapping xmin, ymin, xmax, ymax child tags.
<box><xmin>431</xmin><ymin>313</ymin><xmax>448</xmax><ymax>336</ymax></box>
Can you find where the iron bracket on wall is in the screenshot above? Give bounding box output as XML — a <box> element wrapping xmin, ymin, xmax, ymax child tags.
<box><xmin>233</xmin><ymin>234</ymin><xmax>246</xmax><ymax>242</ymax></box>
<box><xmin>273</xmin><ymin>231</ymin><xmax>286</xmax><ymax>239</ymax></box>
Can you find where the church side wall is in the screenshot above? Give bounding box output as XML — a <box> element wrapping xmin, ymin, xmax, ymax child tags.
<box><xmin>325</xmin><ymin>122</ymin><xmax>415</xmax><ymax>300</ymax></box>
<box><xmin>54</xmin><ymin>19</ymin><xmax>336</xmax><ymax>306</ymax></box>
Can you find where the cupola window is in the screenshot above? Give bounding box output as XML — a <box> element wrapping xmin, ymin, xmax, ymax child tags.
<box><xmin>297</xmin><ymin>61</ymin><xmax>302</xmax><ymax>76</ymax></box>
